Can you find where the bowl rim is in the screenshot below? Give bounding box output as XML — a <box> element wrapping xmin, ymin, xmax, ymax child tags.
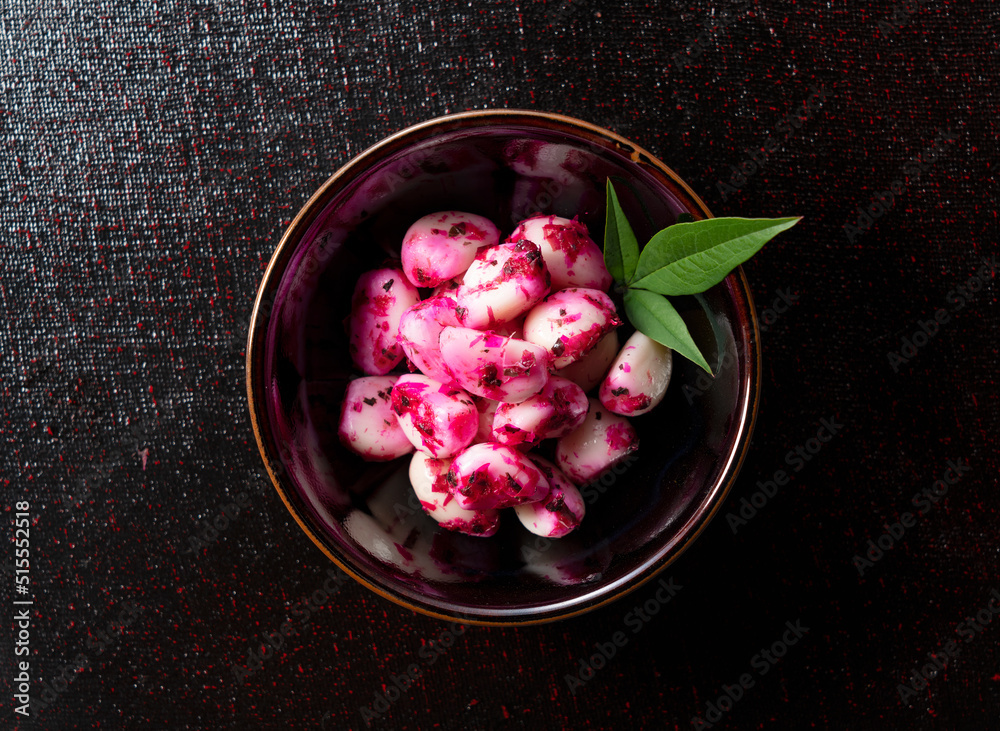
<box><xmin>246</xmin><ymin>109</ymin><xmax>761</xmax><ymax>626</ymax></box>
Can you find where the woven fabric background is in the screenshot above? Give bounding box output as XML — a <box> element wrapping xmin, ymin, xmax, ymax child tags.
<box><xmin>2</xmin><ymin>1</ymin><xmax>998</xmax><ymax>729</ymax></box>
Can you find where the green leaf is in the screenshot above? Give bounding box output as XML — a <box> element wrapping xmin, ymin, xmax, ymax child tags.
<box><xmin>630</xmin><ymin>217</ymin><xmax>801</xmax><ymax>296</ymax></box>
<box><xmin>624</xmin><ymin>289</ymin><xmax>712</xmax><ymax>374</ymax></box>
<box><xmin>603</xmin><ymin>180</ymin><xmax>640</xmax><ymax>285</ymax></box>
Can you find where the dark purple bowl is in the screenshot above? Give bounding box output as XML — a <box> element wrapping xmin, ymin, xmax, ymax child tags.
<box><xmin>246</xmin><ymin>110</ymin><xmax>760</xmax><ymax>625</ymax></box>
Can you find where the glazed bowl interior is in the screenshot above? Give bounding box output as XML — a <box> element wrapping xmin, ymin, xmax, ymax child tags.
<box><xmin>247</xmin><ymin>111</ymin><xmax>759</xmax><ymax>625</ymax></box>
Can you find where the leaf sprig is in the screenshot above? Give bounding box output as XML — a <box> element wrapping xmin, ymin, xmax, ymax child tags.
<box><xmin>604</xmin><ymin>180</ymin><xmax>801</xmax><ymax>374</ymax></box>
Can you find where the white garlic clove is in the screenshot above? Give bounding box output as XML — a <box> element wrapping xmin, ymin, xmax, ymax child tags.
<box><xmin>556</xmin><ymin>398</ymin><xmax>639</xmax><ymax>484</ymax></box>
<box><xmin>397</xmin><ymin>295</ymin><xmax>464</xmax><ymax>384</ymax></box>
<box><xmin>409</xmin><ymin>452</ymin><xmax>500</xmax><ymax>537</ymax></box>
<box><xmin>401</xmin><ymin>211</ymin><xmax>500</xmax><ymax>288</ymax></box>
<box><xmin>439</xmin><ymin>326</ymin><xmax>550</xmax><ymax>403</ymax></box>
<box><xmin>599</xmin><ymin>331</ymin><xmax>673</xmax><ymax>416</ymax></box>
<box><xmin>390</xmin><ymin>374</ymin><xmax>478</xmax><ymax>458</ymax></box>
<box><xmin>454</xmin><ymin>240</ymin><xmax>550</xmax><ymax>329</ymax></box>
<box><xmin>507</xmin><ymin>214</ymin><xmax>612</xmax><ymax>292</ymax></box>
<box><xmin>492</xmin><ymin>376</ymin><xmax>588</xmax><ymax>448</ymax></box>
<box><xmin>348</xmin><ymin>267</ymin><xmax>420</xmax><ymax>375</ymax></box>
<box><xmin>338</xmin><ymin>376</ymin><xmax>414</xmax><ymax>461</ymax></box>
<box><xmin>447</xmin><ymin>443</ymin><xmax>550</xmax><ymax>510</ymax></box>
<box><xmin>522</xmin><ymin>288</ymin><xmax>621</xmax><ymax>368</ymax></box>
<box><xmin>515</xmin><ymin>455</ymin><xmax>586</xmax><ymax>538</ymax></box>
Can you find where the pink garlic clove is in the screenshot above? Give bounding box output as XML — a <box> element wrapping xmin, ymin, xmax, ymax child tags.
<box><xmin>522</xmin><ymin>288</ymin><xmax>621</xmax><ymax>369</ymax></box>
<box><xmin>390</xmin><ymin>374</ymin><xmax>478</xmax><ymax>458</ymax></box>
<box><xmin>338</xmin><ymin>376</ymin><xmax>414</xmax><ymax>461</ymax></box>
<box><xmin>492</xmin><ymin>376</ymin><xmax>588</xmax><ymax>448</ymax></box>
<box><xmin>599</xmin><ymin>331</ymin><xmax>673</xmax><ymax>416</ymax></box>
<box><xmin>397</xmin><ymin>295</ymin><xmax>464</xmax><ymax>384</ymax></box>
<box><xmin>409</xmin><ymin>452</ymin><xmax>500</xmax><ymax>537</ymax></box>
<box><xmin>447</xmin><ymin>443</ymin><xmax>550</xmax><ymax>510</ymax></box>
<box><xmin>454</xmin><ymin>239</ymin><xmax>551</xmax><ymax>329</ymax></box>
<box><xmin>439</xmin><ymin>326</ymin><xmax>550</xmax><ymax>403</ymax></box>
<box><xmin>401</xmin><ymin>211</ymin><xmax>500</xmax><ymax>288</ymax></box>
<box><xmin>556</xmin><ymin>398</ymin><xmax>639</xmax><ymax>484</ymax></box>
<box><xmin>554</xmin><ymin>330</ymin><xmax>619</xmax><ymax>392</ymax></box>
<box><xmin>507</xmin><ymin>215</ymin><xmax>612</xmax><ymax>291</ymax></box>
<box><xmin>515</xmin><ymin>455</ymin><xmax>586</xmax><ymax>538</ymax></box>
<box><xmin>348</xmin><ymin>267</ymin><xmax>420</xmax><ymax>375</ymax></box>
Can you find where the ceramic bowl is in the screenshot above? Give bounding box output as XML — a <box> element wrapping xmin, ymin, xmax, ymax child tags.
<box><xmin>246</xmin><ymin>110</ymin><xmax>760</xmax><ymax>625</ymax></box>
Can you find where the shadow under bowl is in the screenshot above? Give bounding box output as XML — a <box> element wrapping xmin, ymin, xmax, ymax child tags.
<box><xmin>246</xmin><ymin>110</ymin><xmax>760</xmax><ymax>625</ymax></box>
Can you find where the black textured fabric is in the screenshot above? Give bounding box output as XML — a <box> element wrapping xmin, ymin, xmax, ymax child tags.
<box><xmin>3</xmin><ymin>1</ymin><xmax>998</xmax><ymax>729</ymax></box>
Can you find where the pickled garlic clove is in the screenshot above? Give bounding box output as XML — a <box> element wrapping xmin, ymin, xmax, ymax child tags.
<box><xmin>454</xmin><ymin>239</ymin><xmax>550</xmax><ymax>329</ymax></box>
<box><xmin>447</xmin><ymin>443</ymin><xmax>550</xmax><ymax>510</ymax></box>
<box><xmin>515</xmin><ymin>455</ymin><xmax>585</xmax><ymax>538</ymax></box>
<box><xmin>599</xmin><ymin>331</ymin><xmax>673</xmax><ymax>416</ymax></box>
<box><xmin>439</xmin><ymin>326</ymin><xmax>550</xmax><ymax>403</ymax></box>
<box><xmin>492</xmin><ymin>376</ymin><xmax>588</xmax><ymax>448</ymax></box>
<box><xmin>338</xmin><ymin>376</ymin><xmax>414</xmax><ymax>461</ymax></box>
<box><xmin>507</xmin><ymin>214</ymin><xmax>612</xmax><ymax>292</ymax></box>
<box><xmin>409</xmin><ymin>452</ymin><xmax>500</xmax><ymax>537</ymax></box>
<box><xmin>522</xmin><ymin>288</ymin><xmax>621</xmax><ymax>368</ymax></box>
<box><xmin>348</xmin><ymin>267</ymin><xmax>420</xmax><ymax>375</ymax></box>
<box><xmin>401</xmin><ymin>211</ymin><xmax>500</xmax><ymax>288</ymax></box>
<box><xmin>397</xmin><ymin>295</ymin><xmax>464</xmax><ymax>384</ymax></box>
<box><xmin>556</xmin><ymin>398</ymin><xmax>639</xmax><ymax>484</ymax></box>
<box><xmin>390</xmin><ymin>374</ymin><xmax>478</xmax><ymax>458</ymax></box>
